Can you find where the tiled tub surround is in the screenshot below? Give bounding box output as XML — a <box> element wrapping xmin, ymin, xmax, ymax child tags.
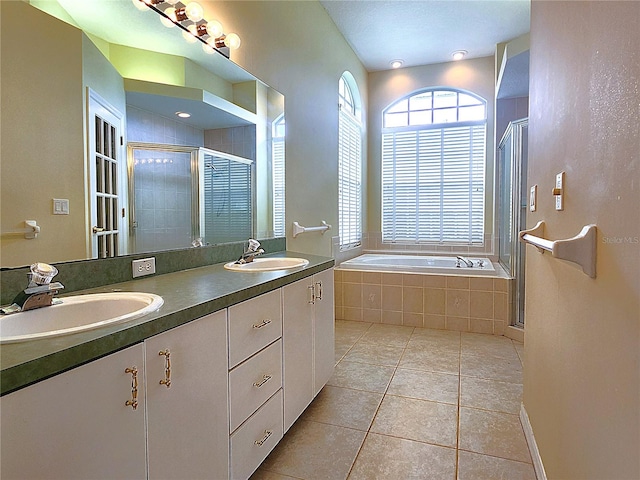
<box><xmin>252</xmin><ymin>321</ymin><xmax>533</xmax><ymax>479</ymax></box>
<box><xmin>335</xmin><ymin>267</ymin><xmax>513</xmax><ymax>335</ymax></box>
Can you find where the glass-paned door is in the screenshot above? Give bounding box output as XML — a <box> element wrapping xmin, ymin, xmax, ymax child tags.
<box><xmin>88</xmin><ymin>90</ymin><xmax>124</xmax><ymax>259</ymax></box>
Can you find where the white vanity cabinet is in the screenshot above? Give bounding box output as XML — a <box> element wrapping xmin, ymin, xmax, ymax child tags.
<box><xmin>282</xmin><ymin>268</ymin><xmax>335</xmax><ymax>431</ymax></box>
<box><xmin>0</xmin><ymin>344</ymin><xmax>147</xmax><ymax>480</ymax></box>
<box><xmin>228</xmin><ymin>289</ymin><xmax>284</xmax><ymax>479</ymax></box>
<box><xmin>145</xmin><ymin>310</ymin><xmax>229</xmax><ymax>480</ymax></box>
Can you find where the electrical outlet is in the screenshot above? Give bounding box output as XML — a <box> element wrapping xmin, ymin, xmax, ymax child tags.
<box><xmin>132</xmin><ymin>257</ymin><xmax>156</xmax><ymax>278</ymax></box>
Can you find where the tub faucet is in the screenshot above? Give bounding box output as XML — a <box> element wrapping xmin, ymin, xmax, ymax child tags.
<box><xmin>0</xmin><ymin>263</ymin><xmax>64</xmax><ymax>315</ymax></box>
<box><xmin>456</xmin><ymin>256</ymin><xmax>474</xmax><ymax>268</ymax></box>
<box><xmin>236</xmin><ymin>239</ymin><xmax>264</xmax><ymax>264</ymax></box>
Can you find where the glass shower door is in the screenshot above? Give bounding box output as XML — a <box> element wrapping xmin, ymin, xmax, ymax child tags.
<box><xmin>497</xmin><ymin>118</ymin><xmax>528</xmax><ymax>327</ymax></box>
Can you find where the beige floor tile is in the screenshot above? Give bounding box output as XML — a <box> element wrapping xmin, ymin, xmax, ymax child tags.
<box><xmin>336</xmin><ymin>319</ymin><xmax>372</xmax><ymax>334</ymax></box>
<box><xmin>514</xmin><ymin>341</ymin><xmax>525</xmax><ymax>364</ymax></box>
<box><xmin>459</xmin><ymin>407</ymin><xmax>532</xmax><ymax>463</ymax></box>
<box><xmin>399</xmin><ymin>345</ymin><xmax>460</xmax><ymax>374</ymax></box>
<box><xmin>461</xmin><ymin>333</ymin><xmax>520</xmax><ymax>361</ymax></box>
<box><xmin>335</xmin><ymin>340</ymin><xmax>353</xmax><ymax>363</ymax></box>
<box><xmin>344</xmin><ymin>342</ymin><xmax>405</xmax><ymax>366</ymax></box>
<box><xmin>303</xmin><ymin>385</ymin><xmax>383</xmax><ymax>431</ymax></box>
<box><xmin>457</xmin><ymin>451</ymin><xmax>536</xmax><ymax>480</ymax></box>
<box><xmin>348</xmin><ymin>432</ymin><xmax>456</xmax><ymax>479</ymax></box>
<box><xmin>358</xmin><ymin>323</ymin><xmax>415</xmax><ymax>347</ymax></box>
<box><xmin>460</xmin><ymin>353</ymin><xmax>523</xmax><ymax>384</ymax></box>
<box><xmin>387</xmin><ymin>368</ymin><xmax>459</xmax><ymax>404</ymax></box>
<box><xmin>460</xmin><ymin>376</ymin><xmax>523</xmax><ymax>414</ymax></box>
<box><xmin>370</xmin><ymin>394</ymin><xmax>458</xmax><ymax>447</ymax></box>
<box><xmin>328</xmin><ymin>360</ymin><xmax>396</xmax><ymax>393</ymax></box>
<box><xmin>250</xmin><ymin>469</ymin><xmax>300</xmax><ymax>480</ymax></box>
<box><xmin>261</xmin><ymin>420</ymin><xmax>366</xmax><ymax>480</ymax></box>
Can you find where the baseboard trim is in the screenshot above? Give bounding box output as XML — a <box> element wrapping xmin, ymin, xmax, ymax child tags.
<box><xmin>520</xmin><ymin>404</ymin><xmax>547</xmax><ymax>480</ymax></box>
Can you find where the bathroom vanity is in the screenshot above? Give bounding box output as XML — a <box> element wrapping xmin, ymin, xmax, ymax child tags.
<box><xmin>0</xmin><ymin>253</ymin><xmax>334</xmax><ymax>480</ymax></box>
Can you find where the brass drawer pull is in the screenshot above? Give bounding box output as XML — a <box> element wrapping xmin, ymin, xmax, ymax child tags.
<box><xmin>252</xmin><ymin>319</ymin><xmax>272</xmax><ymax>329</ymax></box>
<box><xmin>159</xmin><ymin>349</ymin><xmax>171</xmax><ymax>388</ymax></box>
<box><xmin>254</xmin><ymin>430</ymin><xmax>273</xmax><ymax>446</ymax></box>
<box><xmin>253</xmin><ymin>374</ymin><xmax>272</xmax><ymax>388</ymax></box>
<box><xmin>125</xmin><ymin>367</ymin><xmax>138</xmax><ymax>410</ymax></box>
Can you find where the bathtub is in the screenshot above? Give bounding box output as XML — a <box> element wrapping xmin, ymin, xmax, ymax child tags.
<box><xmin>334</xmin><ymin>253</ymin><xmax>512</xmax><ymax>335</ymax></box>
<box><xmin>338</xmin><ymin>254</ymin><xmax>496</xmax><ymax>276</ymax></box>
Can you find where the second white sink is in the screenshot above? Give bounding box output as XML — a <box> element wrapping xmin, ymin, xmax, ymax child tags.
<box><xmin>224</xmin><ymin>257</ymin><xmax>309</xmax><ymax>272</ymax></box>
<box><xmin>0</xmin><ymin>292</ymin><xmax>164</xmax><ymax>344</ymax></box>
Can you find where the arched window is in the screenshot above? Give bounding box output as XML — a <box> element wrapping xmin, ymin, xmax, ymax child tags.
<box><xmin>272</xmin><ymin>114</ymin><xmax>285</xmax><ymax>237</ymax></box>
<box><xmin>338</xmin><ymin>73</ymin><xmax>362</xmax><ymax>250</ymax></box>
<box><xmin>382</xmin><ymin>88</ymin><xmax>487</xmax><ymax>245</ymax></box>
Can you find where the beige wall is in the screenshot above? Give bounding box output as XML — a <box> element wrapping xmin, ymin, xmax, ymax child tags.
<box><xmin>202</xmin><ymin>1</ymin><xmax>368</xmax><ymax>257</ymax></box>
<box><xmin>0</xmin><ymin>2</ymin><xmax>86</xmax><ymax>266</ymax></box>
<box><xmin>367</xmin><ymin>57</ymin><xmax>496</xmax><ymax>242</ymax></box>
<box><xmin>525</xmin><ymin>1</ymin><xmax>640</xmax><ymax>478</ymax></box>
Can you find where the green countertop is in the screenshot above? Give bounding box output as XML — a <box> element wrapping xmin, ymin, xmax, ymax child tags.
<box><xmin>1</xmin><ymin>251</ymin><xmax>334</xmax><ymax>396</ymax></box>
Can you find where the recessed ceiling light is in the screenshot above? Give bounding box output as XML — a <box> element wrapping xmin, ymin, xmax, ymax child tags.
<box><xmin>452</xmin><ymin>50</ymin><xmax>467</xmax><ymax>61</ymax></box>
<box><xmin>390</xmin><ymin>59</ymin><xmax>404</xmax><ymax>69</ymax></box>
<box><xmin>175</xmin><ymin>111</ymin><xmax>191</xmax><ymax>118</ymax></box>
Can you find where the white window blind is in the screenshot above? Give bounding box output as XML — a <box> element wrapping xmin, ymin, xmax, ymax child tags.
<box><xmin>338</xmin><ymin>106</ymin><xmax>362</xmax><ymax>249</ymax></box>
<box><xmin>204</xmin><ymin>155</ymin><xmax>252</xmax><ymax>244</ymax></box>
<box><xmin>382</xmin><ymin>123</ymin><xmax>486</xmax><ymax>245</ymax></box>
<box><xmin>272</xmin><ymin>115</ymin><xmax>285</xmax><ymax>237</ymax></box>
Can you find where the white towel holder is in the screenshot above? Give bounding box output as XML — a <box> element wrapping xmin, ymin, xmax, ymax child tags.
<box><xmin>1</xmin><ymin>220</ymin><xmax>40</xmax><ymax>239</ymax></box>
<box><xmin>292</xmin><ymin>221</ymin><xmax>331</xmax><ymax>238</ymax></box>
<box><xmin>519</xmin><ymin>220</ymin><xmax>597</xmax><ymax>278</ymax></box>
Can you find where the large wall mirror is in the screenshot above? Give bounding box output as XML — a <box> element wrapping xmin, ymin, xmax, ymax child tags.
<box><xmin>0</xmin><ymin>0</ymin><xmax>285</xmax><ymax>268</ymax></box>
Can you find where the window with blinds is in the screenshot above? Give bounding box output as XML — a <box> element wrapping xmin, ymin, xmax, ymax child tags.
<box><xmin>272</xmin><ymin>115</ymin><xmax>286</xmax><ymax>237</ymax></box>
<box><xmin>382</xmin><ymin>89</ymin><xmax>486</xmax><ymax>245</ymax></box>
<box><xmin>338</xmin><ymin>74</ymin><xmax>363</xmax><ymax>250</ymax></box>
<box><xmin>203</xmin><ymin>154</ymin><xmax>253</xmax><ymax>244</ymax></box>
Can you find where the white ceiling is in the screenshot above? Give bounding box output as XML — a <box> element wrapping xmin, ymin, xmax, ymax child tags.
<box><xmin>319</xmin><ymin>0</ymin><xmax>530</xmax><ymax>72</ymax></box>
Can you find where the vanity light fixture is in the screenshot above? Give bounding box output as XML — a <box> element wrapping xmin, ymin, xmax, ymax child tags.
<box><xmin>131</xmin><ymin>0</ymin><xmax>241</xmax><ymax>58</ymax></box>
<box><xmin>452</xmin><ymin>50</ymin><xmax>467</xmax><ymax>61</ymax></box>
<box><xmin>390</xmin><ymin>59</ymin><xmax>404</xmax><ymax>69</ymax></box>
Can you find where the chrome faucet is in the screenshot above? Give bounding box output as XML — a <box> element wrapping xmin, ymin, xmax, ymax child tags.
<box><xmin>235</xmin><ymin>239</ymin><xmax>264</xmax><ymax>264</ymax></box>
<box><xmin>456</xmin><ymin>256</ymin><xmax>474</xmax><ymax>268</ymax></box>
<box><xmin>0</xmin><ymin>263</ymin><xmax>64</xmax><ymax>315</ymax></box>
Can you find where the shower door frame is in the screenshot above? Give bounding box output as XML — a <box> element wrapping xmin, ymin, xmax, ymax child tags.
<box><xmin>497</xmin><ymin>118</ymin><xmax>528</xmax><ymax>327</ymax></box>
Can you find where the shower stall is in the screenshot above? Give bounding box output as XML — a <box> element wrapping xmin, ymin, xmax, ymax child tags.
<box><xmin>497</xmin><ymin>118</ymin><xmax>528</xmax><ymax>327</ymax></box>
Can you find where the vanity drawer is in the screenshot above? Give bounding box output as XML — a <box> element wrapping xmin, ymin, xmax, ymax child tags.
<box><xmin>229</xmin><ymin>339</ymin><xmax>282</xmax><ymax>433</ymax></box>
<box><xmin>228</xmin><ymin>289</ymin><xmax>282</xmax><ymax>368</ymax></box>
<box><xmin>230</xmin><ymin>389</ymin><xmax>283</xmax><ymax>480</ymax></box>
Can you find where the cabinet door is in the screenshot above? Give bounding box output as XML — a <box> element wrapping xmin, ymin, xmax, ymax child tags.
<box><xmin>282</xmin><ymin>277</ymin><xmax>314</xmax><ymax>432</ymax></box>
<box><xmin>313</xmin><ymin>268</ymin><xmax>335</xmax><ymax>396</ymax></box>
<box><xmin>145</xmin><ymin>310</ymin><xmax>229</xmax><ymax>480</ymax></box>
<box><xmin>0</xmin><ymin>344</ymin><xmax>146</xmax><ymax>480</ymax></box>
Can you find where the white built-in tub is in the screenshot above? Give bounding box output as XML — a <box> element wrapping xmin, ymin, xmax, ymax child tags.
<box><xmin>338</xmin><ymin>253</ymin><xmax>497</xmax><ymax>276</ymax></box>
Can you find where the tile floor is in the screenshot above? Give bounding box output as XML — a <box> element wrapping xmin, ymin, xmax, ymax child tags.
<box><xmin>252</xmin><ymin>321</ymin><xmax>534</xmax><ymax>480</ymax></box>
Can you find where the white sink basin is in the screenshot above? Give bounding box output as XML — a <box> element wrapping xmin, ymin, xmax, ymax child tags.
<box><xmin>224</xmin><ymin>257</ymin><xmax>309</xmax><ymax>272</ymax></box>
<box><xmin>0</xmin><ymin>292</ymin><xmax>164</xmax><ymax>344</ymax></box>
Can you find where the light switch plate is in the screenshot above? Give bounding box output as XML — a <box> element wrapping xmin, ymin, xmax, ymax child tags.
<box><xmin>529</xmin><ymin>185</ymin><xmax>537</xmax><ymax>212</ymax></box>
<box><xmin>132</xmin><ymin>257</ymin><xmax>156</xmax><ymax>278</ymax></box>
<box><xmin>53</xmin><ymin>198</ymin><xmax>69</xmax><ymax>215</ymax></box>
<box><xmin>555</xmin><ymin>171</ymin><xmax>565</xmax><ymax>211</ymax></box>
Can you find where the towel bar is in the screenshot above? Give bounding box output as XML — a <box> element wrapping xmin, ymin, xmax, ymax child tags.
<box><xmin>292</xmin><ymin>221</ymin><xmax>331</xmax><ymax>238</ymax></box>
<box><xmin>1</xmin><ymin>220</ymin><xmax>40</xmax><ymax>239</ymax></box>
<box><xmin>519</xmin><ymin>221</ymin><xmax>597</xmax><ymax>278</ymax></box>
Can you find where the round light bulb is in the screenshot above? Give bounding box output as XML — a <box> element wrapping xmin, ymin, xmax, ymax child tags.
<box><xmin>224</xmin><ymin>33</ymin><xmax>241</xmax><ymax>50</ymax></box>
<box><xmin>165</xmin><ymin>0</ymin><xmax>180</xmax><ymax>4</ymax></box>
<box><xmin>184</xmin><ymin>2</ymin><xmax>204</xmax><ymax>22</ymax></box>
<box><xmin>132</xmin><ymin>0</ymin><xmax>149</xmax><ymax>11</ymax></box>
<box><xmin>182</xmin><ymin>25</ymin><xmax>198</xmax><ymax>43</ymax></box>
<box><xmin>452</xmin><ymin>50</ymin><xmax>467</xmax><ymax>61</ymax></box>
<box><xmin>202</xmin><ymin>42</ymin><xmax>216</xmax><ymax>54</ymax></box>
<box><xmin>390</xmin><ymin>59</ymin><xmax>403</xmax><ymax>69</ymax></box>
<box><xmin>161</xmin><ymin>8</ymin><xmax>176</xmax><ymax>28</ymax></box>
<box><xmin>206</xmin><ymin>20</ymin><xmax>223</xmax><ymax>38</ymax></box>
